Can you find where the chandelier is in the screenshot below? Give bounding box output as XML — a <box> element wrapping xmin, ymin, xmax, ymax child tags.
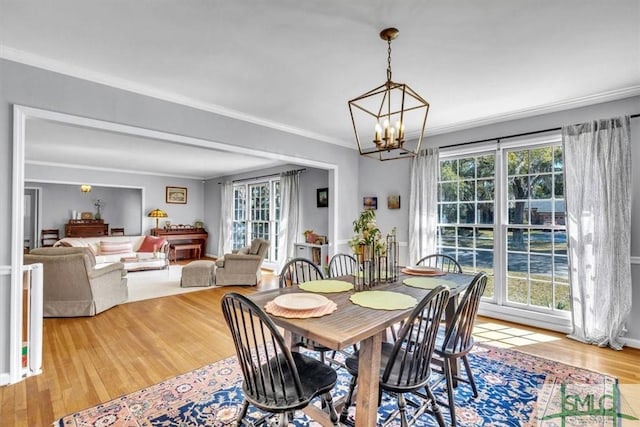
<box><xmin>348</xmin><ymin>28</ymin><xmax>430</xmax><ymax>161</ymax></box>
<box><xmin>80</xmin><ymin>184</ymin><xmax>92</xmax><ymax>193</ymax></box>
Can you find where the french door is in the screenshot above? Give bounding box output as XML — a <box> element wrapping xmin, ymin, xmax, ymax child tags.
<box><xmin>232</xmin><ymin>179</ymin><xmax>280</xmax><ymax>263</ymax></box>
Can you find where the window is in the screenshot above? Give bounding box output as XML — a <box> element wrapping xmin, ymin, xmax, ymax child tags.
<box><xmin>504</xmin><ymin>145</ymin><xmax>569</xmax><ymax>312</ymax></box>
<box><xmin>438</xmin><ymin>154</ymin><xmax>496</xmax><ymax>296</ymax></box>
<box><xmin>437</xmin><ymin>137</ymin><xmax>569</xmax><ymax>318</ymax></box>
<box><xmin>232</xmin><ymin>178</ymin><xmax>281</xmax><ymax>262</ymax></box>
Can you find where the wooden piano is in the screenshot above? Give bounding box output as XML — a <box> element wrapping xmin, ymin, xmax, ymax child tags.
<box><xmin>151</xmin><ymin>227</ymin><xmax>208</xmax><ymax>261</ymax></box>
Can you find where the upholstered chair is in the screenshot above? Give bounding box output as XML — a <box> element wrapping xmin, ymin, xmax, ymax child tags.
<box><xmin>214</xmin><ymin>239</ymin><xmax>270</xmax><ymax>286</ymax></box>
<box><xmin>24</xmin><ymin>246</ymin><xmax>128</xmax><ymax>317</ymax></box>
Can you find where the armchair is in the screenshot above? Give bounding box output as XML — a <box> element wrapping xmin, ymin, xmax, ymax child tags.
<box><xmin>215</xmin><ymin>239</ymin><xmax>270</xmax><ymax>286</ymax></box>
<box><xmin>24</xmin><ymin>247</ymin><xmax>128</xmax><ymax>317</ymax></box>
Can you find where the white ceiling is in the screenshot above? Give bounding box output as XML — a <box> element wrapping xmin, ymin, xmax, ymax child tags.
<box><xmin>3</xmin><ymin>0</ymin><xmax>639</xmax><ymax>177</ymax></box>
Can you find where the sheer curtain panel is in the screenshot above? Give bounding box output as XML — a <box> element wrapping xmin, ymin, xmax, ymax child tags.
<box><xmin>217</xmin><ymin>181</ymin><xmax>234</xmax><ymax>257</ymax></box>
<box><xmin>409</xmin><ymin>147</ymin><xmax>439</xmax><ymax>265</ymax></box>
<box><xmin>563</xmin><ymin>116</ymin><xmax>632</xmax><ymax>350</ymax></box>
<box><xmin>278</xmin><ymin>170</ymin><xmax>300</xmax><ymax>272</ymax></box>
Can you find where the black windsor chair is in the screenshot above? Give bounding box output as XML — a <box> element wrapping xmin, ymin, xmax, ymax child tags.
<box><xmin>340</xmin><ymin>286</ymin><xmax>451</xmax><ymax>427</ymax></box>
<box><xmin>327</xmin><ymin>253</ymin><xmax>357</xmax><ymax>278</ymax></box>
<box><xmin>221</xmin><ymin>292</ymin><xmax>339</xmax><ymax>426</ymax></box>
<box><xmin>278</xmin><ymin>258</ymin><xmax>336</xmax><ymax>365</ymax></box>
<box><xmin>429</xmin><ymin>271</ymin><xmax>488</xmax><ymax>426</ymax></box>
<box><xmin>416</xmin><ymin>253</ymin><xmax>463</xmax><ymax>273</ymax></box>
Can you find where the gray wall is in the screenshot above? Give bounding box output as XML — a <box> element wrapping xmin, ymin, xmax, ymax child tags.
<box><xmin>25</xmin><ymin>182</ymin><xmax>143</xmax><ymax>238</ymax></box>
<box><xmin>205</xmin><ymin>164</ymin><xmax>329</xmax><ymax>256</ymax></box>
<box><xmin>0</xmin><ymin>58</ymin><xmax>361</xmax><ymax>377</ymax></box>
<box><xmin>25</xmin><ymin>163</ymin><xmax>206</xmax><ymax>234</ymax></box>
<box><xmin>359</xmin><ymin>95</ymin><xmax>640</xmax><ymax>342</ymax></box>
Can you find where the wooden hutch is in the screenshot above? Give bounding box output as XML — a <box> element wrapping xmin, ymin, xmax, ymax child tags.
<box><xmin>65</xmin><ymin>219</ymin><xmax>109</xmax><ymax>237</ymax></box>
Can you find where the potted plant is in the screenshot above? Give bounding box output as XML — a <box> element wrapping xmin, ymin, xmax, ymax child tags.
<box><xmin>349</xmin><ymin>210</ymin><xmax>386</xmax><ymax>259</ymax></box>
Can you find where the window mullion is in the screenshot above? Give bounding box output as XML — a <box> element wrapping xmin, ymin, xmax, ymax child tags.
<box><xmin>494</xmin><ymin>147</ymin><xmax>506</xmax><ymax>305</ymax></box>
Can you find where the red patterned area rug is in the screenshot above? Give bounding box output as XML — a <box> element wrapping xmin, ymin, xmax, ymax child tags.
<box><xmin>54</xmin><ymin>344</ymin><xmax>632</xmax><ymax>426</ymax></box>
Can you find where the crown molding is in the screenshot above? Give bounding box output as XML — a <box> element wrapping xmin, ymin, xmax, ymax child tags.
<box><xmin>3</xmin><ymin>46</ymin><xmax>638</xmax><ymax>148</ymax></box>
<box><xmin>425</xmin><ymin>86</ymin><xmax>640</xmax><ymax>137</ymax></box>
<box><xmin>25</xmin><ymin>160</ymin><xmax>206</xmax><ymax>181</ymax></box>
<box><xmin>1</xmin><ymin>46</ymin><xmax>348</xmax><ymax>147</ymax></box>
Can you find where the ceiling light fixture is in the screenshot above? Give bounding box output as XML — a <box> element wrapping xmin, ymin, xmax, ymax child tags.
<box><xmin>147</xmin><ymin>208</ymin><xmax>168</xmax><ymax>229</ymax></box>
<box><xmin>80</xmin><ymin>184</ymin><xmax>92</xmax><ymax>193</ymax></box>
<box><xmin>348</xmin><ymin>27</ymin><xmax>430</xmax><ymax>161</ymax></box>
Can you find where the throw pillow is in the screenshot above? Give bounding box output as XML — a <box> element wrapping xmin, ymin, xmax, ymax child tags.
<box><xmin>100</xmin><ymin>241</ymin><xmax>133</xmax><ymax>255</ymax></box>
<box><xmin>138</xmin><ymin>236</ymin><xmax>167</xmax><ymax>253</ymax></box>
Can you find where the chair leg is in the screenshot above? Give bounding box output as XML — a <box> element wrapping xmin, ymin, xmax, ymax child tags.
<box><xmin>461</xmin><ymin>355</ymin><xmax>478</xmax><ymax>397</ymax></box>
<box><xmin>340</xmin><ymin>375</ymin><xmax>357</xmax><ymax>423</ymax></box>
<box><xmin>444</xmin><ymin>358</ymin><xmax>457</xmax><ymax>426</ymax></box>
<box><xmin>397</xmin><ymin>393</ymin><xmax>409</xmax><ymax>427</ymax></box>
<box><xmin>423</xmin><ymin>386</ymin><xmax>446</xmax><ymax>427</ymax></box>
<box><xmin>236</xmin><ymin>400</ymin><xmax>249</xmax><ymax>426</ymax></box>
<box><xmin>321</xmin><ymin>391</ymin><xmax>339</xmax><ymax>425</ymax></box>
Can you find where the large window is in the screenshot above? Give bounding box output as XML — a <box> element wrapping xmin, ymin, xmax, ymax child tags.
<box><xmin>232</xmin><ymin>178</ymin><xmax>280</xmax><ymax>262</ymax></box>
<box><xmin>437</xmin><ymin>137</ymin><xmax>569</xmax><ymax>317</ymax></box>
<box><xmin>438</xmin><ymin>154</ymin><xmax>496</xmax><ymax>296</ymax></box>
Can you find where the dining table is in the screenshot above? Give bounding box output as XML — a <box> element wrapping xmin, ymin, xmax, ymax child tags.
<box><xmin>247</xmin><ymin>270</ymin><xmax>476</xmax><ymax>427</ymax></box>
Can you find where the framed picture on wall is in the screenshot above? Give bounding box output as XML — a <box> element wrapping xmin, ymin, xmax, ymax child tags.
<box><xmin>166</xmin><ymin>186</ymin><xmax>187</xmax><ymax>204</ymax></box>
<box><xmin>317</xmin><ymin>187</ymin><xmax>328</xmax><ymax>208</ymax></box>
<box><xmin>387</xmin><ymin>194</ymin><xmax>401</xmax><ymax>209</ymax></box>
<box><xmin>363</xmin><ymin>196</ymin><xmax>377</xmax><ymax>210</ymax></box>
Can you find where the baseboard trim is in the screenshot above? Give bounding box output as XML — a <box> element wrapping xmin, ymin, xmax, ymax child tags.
<box><xmin>0</xmin><ymin>372</ymin><xmax>11</xmax><ymax>386</ymax></box>
<box><xmin>623</xmin><ymin>337</ymin><xmax>640</xmax><ymax>349</ymax></box>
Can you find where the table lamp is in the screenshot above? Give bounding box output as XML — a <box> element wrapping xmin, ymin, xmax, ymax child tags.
<box><xmin>148</xmin><ymin>208</ymin><xmax>168</xmax><ymax>229</ymax></box>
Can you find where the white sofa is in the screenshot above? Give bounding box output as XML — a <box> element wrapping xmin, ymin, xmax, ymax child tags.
<box><xmin>54</xmin><ymin>235</ymin><xmax>170</xmax><ymax>271</ymax></box>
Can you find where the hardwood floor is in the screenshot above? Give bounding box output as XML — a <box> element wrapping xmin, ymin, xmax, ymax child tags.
<box><xmin>2</xmin><ymin>267</ymin><xmax>639</xmax><ymax>426</ymax></box>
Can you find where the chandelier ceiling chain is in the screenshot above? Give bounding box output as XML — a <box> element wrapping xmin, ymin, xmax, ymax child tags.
<box><xmin>386</xmin><ymin>36</ymin><xmax>393</xmax><ymax>82</ymax></box>
<box><xmin>348</xmin><ymin>27</ymin><xmax>430</xmax><ymax>161</ymax></box>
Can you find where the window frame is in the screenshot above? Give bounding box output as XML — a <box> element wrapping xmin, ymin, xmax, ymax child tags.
<box><xmin>232</xmin><ymin>177</ymin><xmax>281</xmax><ymax>263</ymax></box>
<box><xmin>438</xmin><ymin>134</ymin><xmax>572</xmax><ymax>331</ymax></box>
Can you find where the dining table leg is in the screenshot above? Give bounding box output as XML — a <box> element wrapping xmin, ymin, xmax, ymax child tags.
<box><xmin>354</xmin><ymin>331</ymin><xmax>383</xmax><ymax>427</ymax></box>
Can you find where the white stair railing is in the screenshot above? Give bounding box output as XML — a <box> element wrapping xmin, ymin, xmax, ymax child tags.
<box><xmin>1</xmin><ymin>263</ymin><xmax>43</xmax><ymax>386</ymax></box>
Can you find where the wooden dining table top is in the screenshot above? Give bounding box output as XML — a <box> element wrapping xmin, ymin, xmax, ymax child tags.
<box><xmin>247</xmin><ymin>272</ymin><xmax>475</xmax><ymax>352</ymax></box>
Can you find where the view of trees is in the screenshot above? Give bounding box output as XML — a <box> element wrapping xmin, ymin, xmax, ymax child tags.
<box><xmin>437</xmin><ymin>143</ymin><xmax>569</xmax><ymax>312</ymax></box>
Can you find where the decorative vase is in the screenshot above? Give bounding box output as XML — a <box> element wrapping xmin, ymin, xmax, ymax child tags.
<box><xmin>354</xmin><ymin>242</ymin><xmax>375</xmax><ymax>291</ymax></box>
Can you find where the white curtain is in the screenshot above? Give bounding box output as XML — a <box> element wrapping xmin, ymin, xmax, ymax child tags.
<box><xmin>408</xmin><ymin>147</ymin><xmax>439</xmax><ymax>265</ymax></box>
<box><xmin>278</xmin><ymin>170</ymin><xmax>300</xmax><ymax>272</ymax></box>
<box><xmin>563</xmin><ymin>116</ymin><xmax>632</xmax><ymax>350</ymax></box>
<box><xmin>217</xmin><ymin>181</ymin><xmax>234</xmax><ymax>257</ymax></box>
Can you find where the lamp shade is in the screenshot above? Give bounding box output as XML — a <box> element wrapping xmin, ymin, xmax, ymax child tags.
<box><xmin>148</xmin><ymin>208</ymin><xmax>168</xmax><ymax>229</ymax></box>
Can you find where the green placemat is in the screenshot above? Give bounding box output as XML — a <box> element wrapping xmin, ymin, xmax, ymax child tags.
<box><xmin>349</xmin><ymin>291</ymin><xmax>417</xmax><ymax>310</ymax></box>
<box><xmin>299</xmin><ymin>280</ymin><xmax>354</xmax><ymax>293</ymax></box>
<box><xmin>403</xmin><ymin>277</ymin><xmax>457</xmax><ymax>290</ymax></box>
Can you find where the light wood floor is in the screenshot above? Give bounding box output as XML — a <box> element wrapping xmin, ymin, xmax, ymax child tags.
<box><xmin>2</xmin><ymin>266</ymin><xmax>639</xmax><ymax>426</ymax></box>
